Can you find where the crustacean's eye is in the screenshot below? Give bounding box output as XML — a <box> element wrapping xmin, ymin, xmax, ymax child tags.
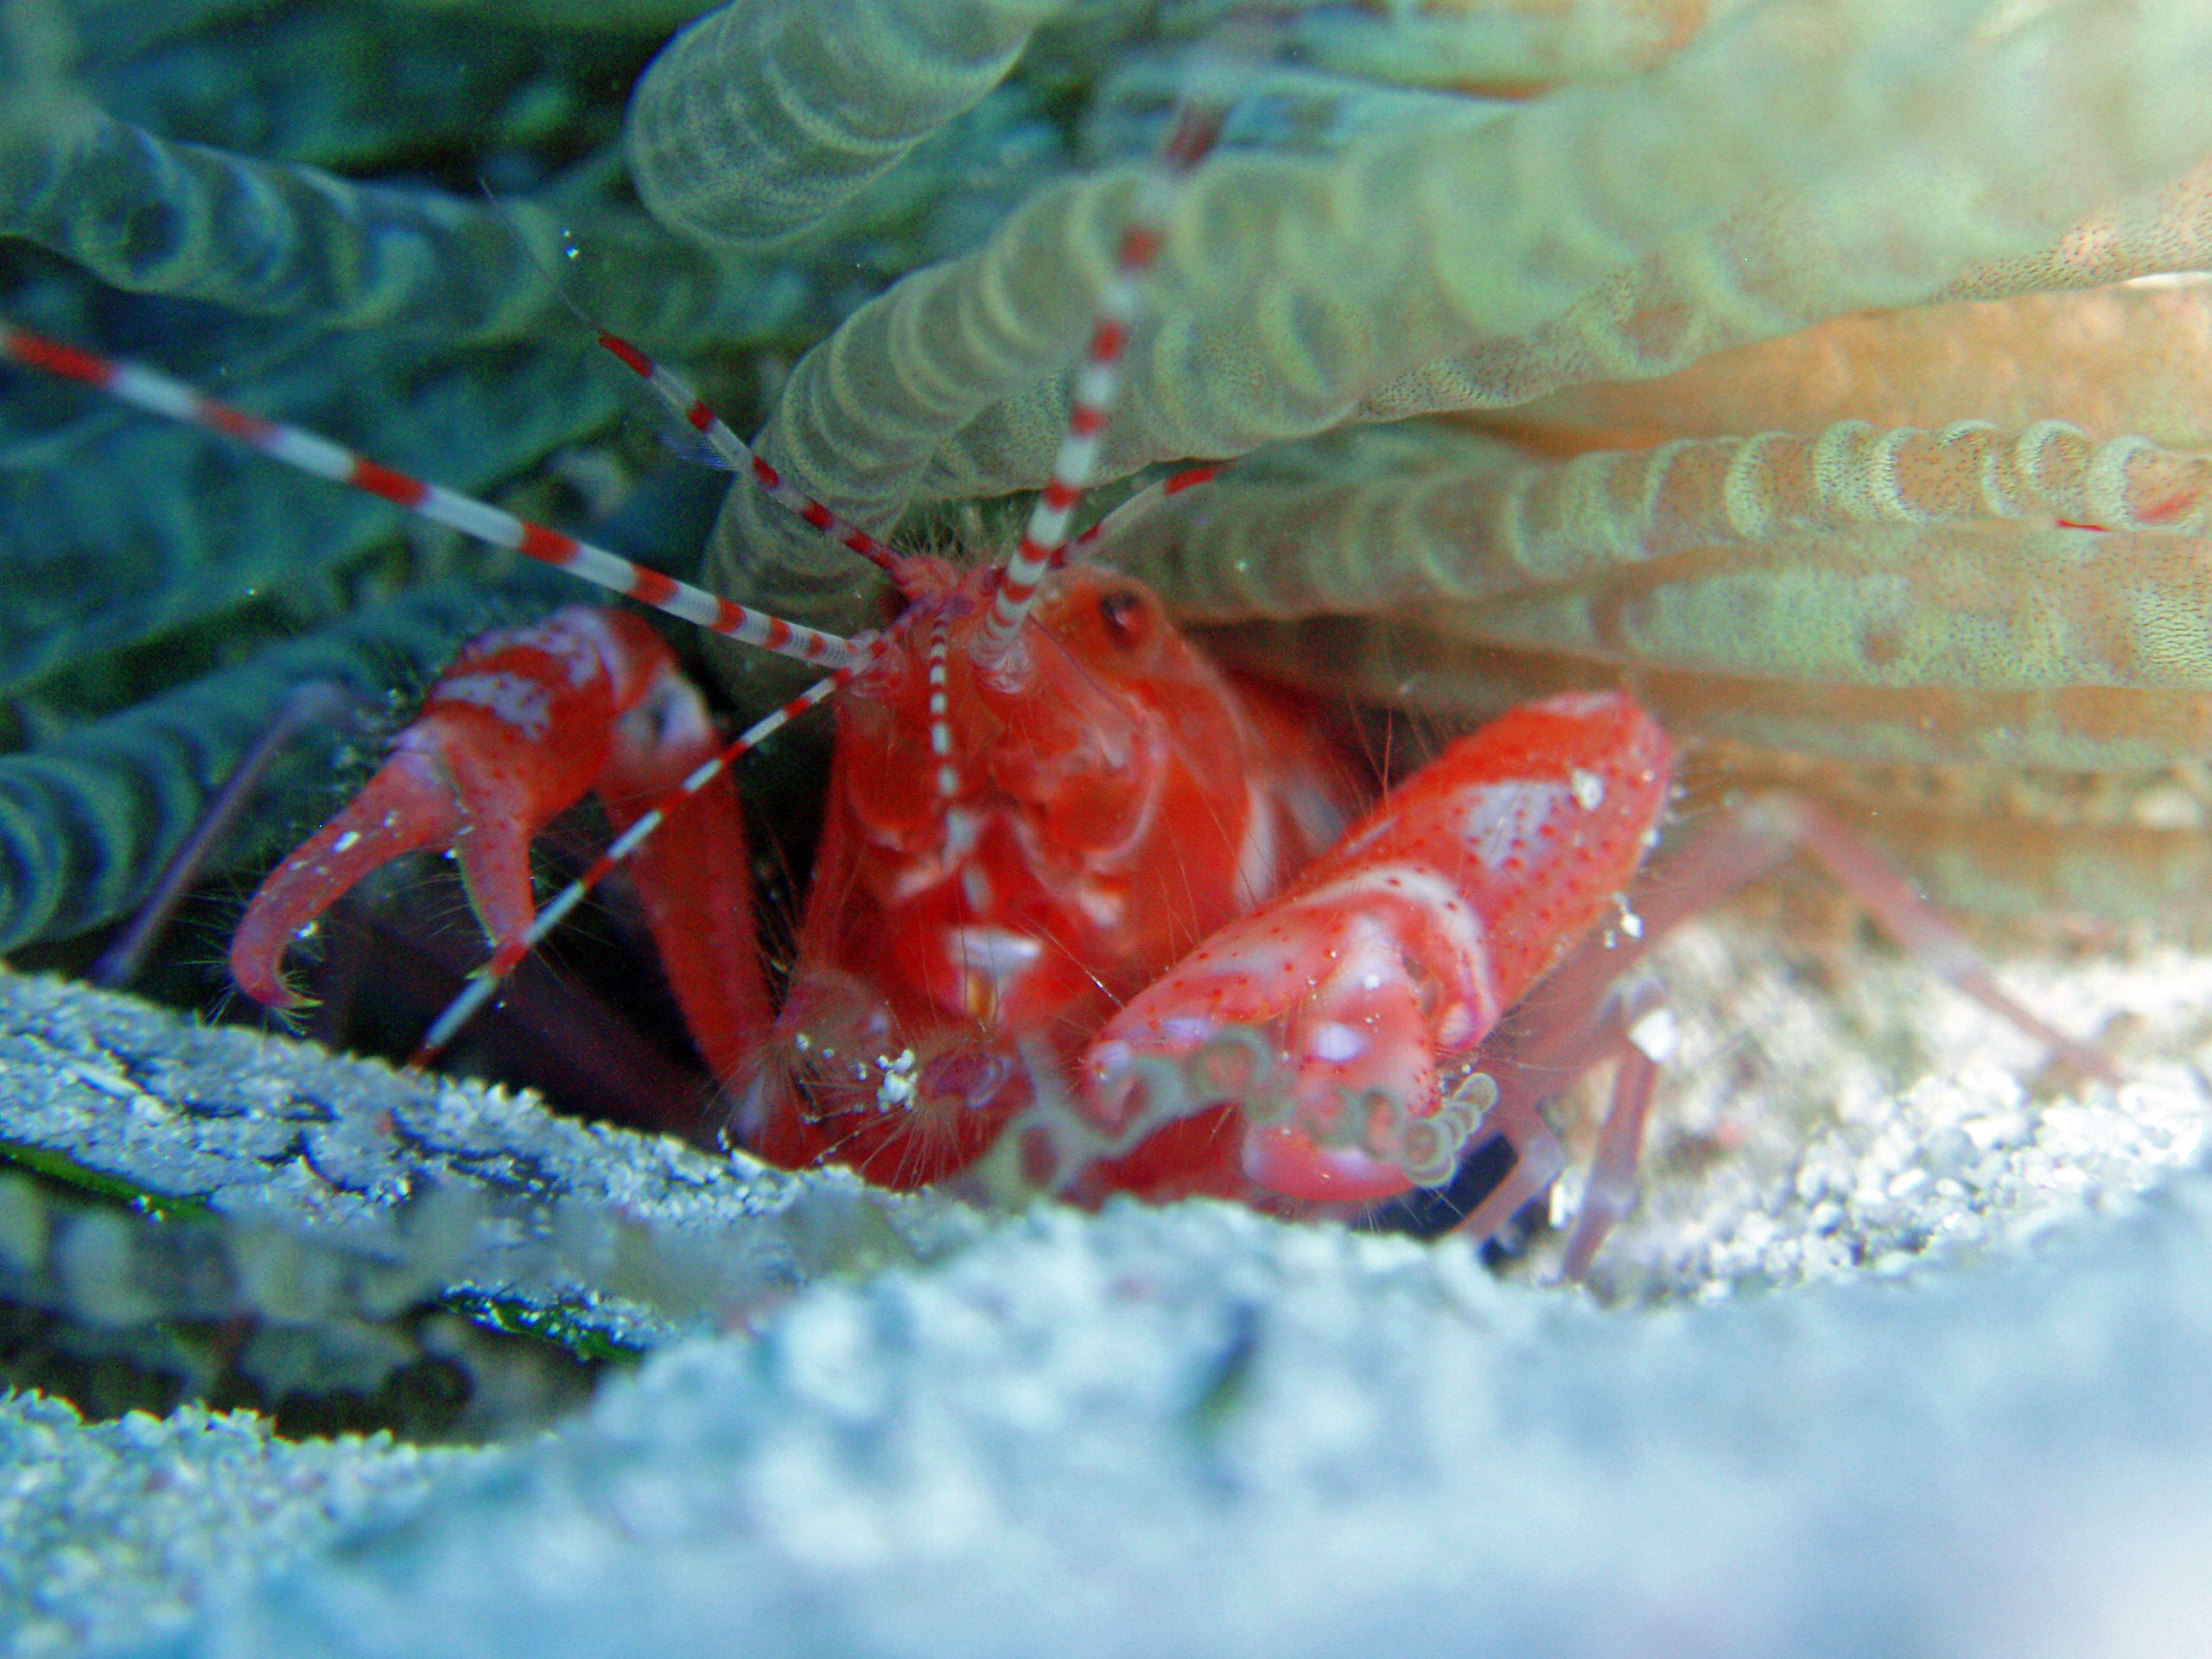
<box><xmin>1095</xmin><ymin>584</ymin><xmax>1160</xmax><ymax>658</ymax></box>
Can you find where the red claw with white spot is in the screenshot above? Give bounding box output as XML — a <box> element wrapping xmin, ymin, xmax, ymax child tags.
<box><xmin>1080</xmin><ymin>693</ymin><xmax>1672</xmax><ymax>1205</ymax></box>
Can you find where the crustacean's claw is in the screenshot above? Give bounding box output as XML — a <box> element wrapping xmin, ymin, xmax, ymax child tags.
<box><xmin>231</xmin><ymin>740</ymin><xmax>473</xmax><ymax>1007</ymax></box>
<box><xmin>230</xmin><ymin>606</ymin><xmax>709</xmax><ymax>1010</ymax></box>
<box><xmin>1081</xmin><ymin>692</ymin><xmax>1675</xmax><ymax>1205</ymax></box>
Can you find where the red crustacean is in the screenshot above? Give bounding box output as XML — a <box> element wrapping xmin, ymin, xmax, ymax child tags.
<box><xmin>216</xmin><ymin>554</ymin><xmax>1671</xmax><ymax>1213</ymax></box>
<box><xmin>217</xmin><ymin>484</ymin><xmax>1675</xmax><ymax>1212</ymax></box>
<box><xmin>738</xmin><ymin>564</ymin><xmax>1670</xmax><ymax>1205</ymax></box>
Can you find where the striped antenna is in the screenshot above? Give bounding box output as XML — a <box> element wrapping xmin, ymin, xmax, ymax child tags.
<box><xmin>594</xmin><ymin>333</ymin><xmax>909</xmax><ymax>577</ymax></box>
<box><xmin>924</xmin><ymin>611</ymin><xmax>958</xmax><ymax>799</ymax></box>
<box><xmin>0</xmin><ymin>322</ymin><xmax>868</xmax><ymax>672</ymax></box>
<box><xmin>1062</xmin><ymin>464</ymin><xmax>1220</xmax><ymax>565</ymax></box>
<box><xmin>407</xmin><ymin>647</ymin><xmax>879</xmax><ymax>1068</ymax></box>
<box><xmin>969</xmin><ymin>98</ymin><xmax>1229</xmax><ymax>668</ymax></box>
<box><xmin>475</xmin><ymin>182</ymin><xmax>914</xmax><ymax>582</ymax></box>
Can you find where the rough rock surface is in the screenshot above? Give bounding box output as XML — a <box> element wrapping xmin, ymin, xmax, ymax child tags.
<box><xmin>0</xmin><ymin>932</ymin><xmax>2209</xmax><ymax>1657</ymax></box>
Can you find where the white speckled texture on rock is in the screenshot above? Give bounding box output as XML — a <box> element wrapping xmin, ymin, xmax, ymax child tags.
<box><xmin>1540</xmin><ymin>910</ymin><xmax>2212</xmax><ymax>1300</ymax></box>
<box><xmin>0</xmin><ymin>1395</ymin><xmax>460</xmax><ymax>1657</ymax></box>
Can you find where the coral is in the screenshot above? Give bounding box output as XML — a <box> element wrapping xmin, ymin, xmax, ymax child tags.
<box><xmin>625</xmin><ymin>0</ymin><xmax>1084</xmax><ymax>249</ymax></box>
<box><xmin>21</xmin><ymin>0</ymin><xmax>2204</xmax><ymax>962</ymax></box>
<box><xmin>0</xmin><ymin>4</ymin><xmax>658</xmax><ymax>953</ymax></box>
<box><xmin>622</xmin><ymin>0</ymin><xmax>2212</xmax><ymax>925</ymax></box>
<box><xmin>1</xmin><ymin>0</ymin><xmax>2208</xmax><ymax>998</ymax></box>
<box><xmin>941</xmin><ymin>4</ymin><xmax>2212</xmax><ymax>918</ymax></box>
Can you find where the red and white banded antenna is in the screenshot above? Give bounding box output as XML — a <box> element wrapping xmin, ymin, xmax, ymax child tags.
<box><xmin>967</xmin><ymin>94</ymin><xmax>1230</xmax><ymax>670</ymax></box>
<box><xmin>0</xmin><ymin>322</ymin><xmax>870</xmax><ymax>672</ymax></box>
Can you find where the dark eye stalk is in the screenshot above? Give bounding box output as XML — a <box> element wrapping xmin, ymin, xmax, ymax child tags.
<box><xmin>1097</xmin><ymin>587</ymin><xmax>1153</xmax><ymax>652</ymax></box>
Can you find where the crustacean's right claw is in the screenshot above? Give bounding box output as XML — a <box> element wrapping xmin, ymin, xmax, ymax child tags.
<box><xmin>230</xmin><ymin>606</ymin><xmax>677</xmax><ymax>1008</ymax></box>
<box><xmin>1081</xmin><ymin>693</ymin><xmax>1675</xmax><ymax>1205</ymax></box>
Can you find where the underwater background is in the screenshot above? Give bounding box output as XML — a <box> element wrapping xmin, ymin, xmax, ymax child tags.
<box><xmin>9</xmin><ymin>0</ymin><xmax>2212</xmax><ymax>1650</ymax></box>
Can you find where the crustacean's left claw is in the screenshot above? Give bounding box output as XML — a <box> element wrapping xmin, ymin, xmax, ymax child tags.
<box><xmin>1080</xmin><ymin>693</ymin><xmax>1674</xmax><ymax>1205</ymax></box>
<box><xmin>232</xmin><ymin>734</ymin><xmax>480</xmax><ymax>1008</ymax></box>
<box><xmin>230</xmin><ymin>606</ymin><xmax>719</xmax><ymax>1011</ymax></box>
